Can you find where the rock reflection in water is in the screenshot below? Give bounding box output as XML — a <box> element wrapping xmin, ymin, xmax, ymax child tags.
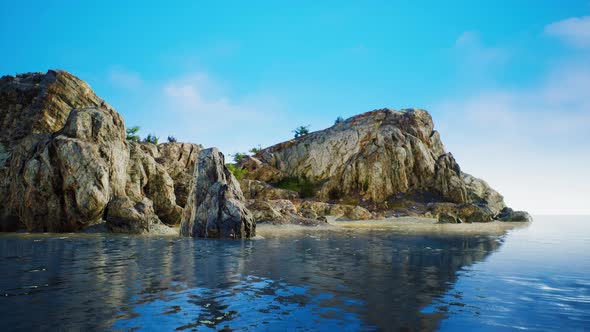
<box><xmin>0</xmin><ymin>228</ymin><xmax>504</xmax><ymax>331</ymax></box>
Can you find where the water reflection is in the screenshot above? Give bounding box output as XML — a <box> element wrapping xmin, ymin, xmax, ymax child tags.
<box><xmin>0</xmin><ymin>227</ymin><xmax>507</xmax><ymax>331</ymax></box>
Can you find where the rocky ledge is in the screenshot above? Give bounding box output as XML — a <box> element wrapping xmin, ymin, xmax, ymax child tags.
<box><xmin>0</xmin><ymin>70</ymin><xmax>530</xmax><ymax>237</ymax></box>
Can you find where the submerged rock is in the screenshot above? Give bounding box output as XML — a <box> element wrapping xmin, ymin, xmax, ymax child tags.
<box><xmin>180</xmin><ymin>148</ymin><xmax>255</xmax><ymax>238</ymax></box>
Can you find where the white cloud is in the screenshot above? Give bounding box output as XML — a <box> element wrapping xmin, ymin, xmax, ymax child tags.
<box><xmin>108</xmin><ymin>67</ymin><xmax>144</xmax><ymax>89</ymax></box>
<box><xmin>545</xmin><ymin>16</ymin><xmax>590</xmax><ymax>48</ymax></box>
<box><xmin>432</xmin><ymin>61</ymin><xmax>590</xmax><ymax>215</ymax></box>
<box><xmin>150</xmin><ymin>72</ymin><xmax>290</xmax><ymax>156</ymax></box>
<box><xmin>453</xmin><ymin>31</ymin><xmax>509</xmax><ymax>67</ymax></box>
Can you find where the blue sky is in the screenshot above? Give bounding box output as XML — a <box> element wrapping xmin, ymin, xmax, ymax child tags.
<box><xmin>1</xmin><ymin>1</ymin><xmax>589</xmax><ymax>214</ymax></box>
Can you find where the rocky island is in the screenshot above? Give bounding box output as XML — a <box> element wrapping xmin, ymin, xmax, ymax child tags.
<box><xmin>0</xmin><ymin>70</ymin><xmax>530</xmax><ymax>237</ymax></box>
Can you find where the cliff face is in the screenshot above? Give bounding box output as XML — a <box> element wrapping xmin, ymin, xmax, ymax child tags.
<box><xmin>0</xmin><ymin>70</ymin><xmax>255</xmax><ymax>235</ymax></box>
<box><xmin>242</xmin><ymin>108</ymin><xmax>516</xmax><ymax>221</ymax></box>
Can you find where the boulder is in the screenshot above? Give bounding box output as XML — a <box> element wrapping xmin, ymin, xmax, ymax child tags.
<box><xmin>496</xmin><ymin>207</ymin><xmax>533</xmax><ymax>222</ymax></box>
<box><xmin>246</xmin><ymin>199</ymin><xmax>298</xmax><ymax>222</ymax></box>
<box><xmin>298</xmin><ymin>201</ymin><xmax>373</xmax><ymax>220</ymax></box>
<box><xmin>180</xmin><ymin>148</ymin><xmax>255</xmax><ymax>238</ymax></box>
<box><xmin>6</xmin><ymin>106</ymin><xmax>127</xmax><ymax>231</ymax></box>
<box><xmin>239</xmin><ymin>179</ymin><xmax>298</xmax><ymax>200</ymax></box>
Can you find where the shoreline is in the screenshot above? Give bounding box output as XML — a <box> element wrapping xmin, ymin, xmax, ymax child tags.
<box><xmin>0</xmin><ymin>216</ymin><xmax>531</xmax><ymax>238</ymax></box>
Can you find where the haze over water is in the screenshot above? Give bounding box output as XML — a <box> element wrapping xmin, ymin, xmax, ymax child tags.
<box><xmin>0</xmin><ymin>216</ymin><xmax>588</xmax><ymax>331</ymax></box>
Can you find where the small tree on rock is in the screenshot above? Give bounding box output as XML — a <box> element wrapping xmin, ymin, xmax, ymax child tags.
<box><xmin>126</xmin><ymin>126</ymin><xmax>141</xmax><ymax>142</ymax></box>
<box><xmin>143</xmin><ymin>134</ymin><xmax>159</xmax><ymax>145</ymax></box>
<box><xmin>167</xmin><ymin>135</ymin><xmax>177</xmax><ymax>143</ymax></box>
<box><xmin>293</xmin><ymin>125</ymin><xmax>310</xmax><ymax>138</ymax></box>
<box><xmin>249</xmin><ymin>145</ymin><xmax>262</xmax><ymax>155</ymax></box>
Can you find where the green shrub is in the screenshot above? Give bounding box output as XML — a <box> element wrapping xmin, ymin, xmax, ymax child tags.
<box><xmin>143</xmin><ymin>134</ymin><xmax>159</xmax><ymax>144</ymax></box>
<box><xmin>226</xmin><ymin>163</ymin><xmax>248</xmax><ymax>180</ymax></box>
<box><xmin>167</xmin><ymin>135</ymin><xmax>177</xmax><ymax>143</ymax></box>
<box><xmin>275</xmin><ymin>177</ymin><xmax>316</xmax><ymax>198</ymax></box>
<box><xmin>249</xmin><ymin>145</ymin><xmax>262</xmax><ymax>154</ymax></box>
<box><xmin>334</xmin><ymin>116</ymin><xmax>344</xmax><ymax>124</ymax></box>
<box><xmin>292</xmin><ymin>125</ymin><xmax>310</xmax><ymax>138</ymax></box>
<box><xmin>126</xmin><ymin>126</ymin><xmax>141</xmax><ymax>142</ymax></box>
<box><xmin>231</xmin><ymin>152</ymin><xmax>248</xmax><ymax>163</ymax></box>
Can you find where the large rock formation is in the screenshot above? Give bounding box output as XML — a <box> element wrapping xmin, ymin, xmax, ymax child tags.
<box><xmin>238</xmin><ymin>108</ymin><xmax>525</xmax><ymax>222</ymax></box>
<box><xmin>0</xmin><ymin>70</ymin><xmax>528</xmax><ymax>232</ymax></box>
<box><xmin>180</xmin><ymin>148</ymin><xmax>255</xmax><ymax>238</ymax></box>
<box><xmin>0</xmin><ymin>70</ymin><xmax>251</xmax><ymax>235</ymax></box>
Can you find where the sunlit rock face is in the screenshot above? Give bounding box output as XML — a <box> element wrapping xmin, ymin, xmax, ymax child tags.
<box><xmin>241</xmin><ymin>108</ymin><xmax>515</xmax><ymax>221</ymax></box>
<box><xmin>0</xmin><ymin>70</ymin><xmax>210</xmax><ymax>233</ymax></box>
<box><xmin>180</xmin><ymin>148</ymin><xmax>255</xmax><ymax>239</ymax></box>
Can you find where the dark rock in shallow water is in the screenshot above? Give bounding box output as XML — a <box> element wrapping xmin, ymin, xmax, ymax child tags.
<box><xmin>497</xmin><ymin>207</ymin><xmax>533</xmax><ymax>222</ymax></box>
<box><xmin>180</xmin><ymin>148</ymin><xmax>255</xmax><ymax>239</ymax></box>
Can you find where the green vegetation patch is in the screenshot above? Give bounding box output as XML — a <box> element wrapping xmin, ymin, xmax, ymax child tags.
<box><xmin>274</xmin><ymin>177</ymin><xmax>316</xmax><ymax>198</ymax></box>
<box><xmin>226</xmin><ymin>163</ymin><xmax>248</xmax><ymax>180</ymax></box>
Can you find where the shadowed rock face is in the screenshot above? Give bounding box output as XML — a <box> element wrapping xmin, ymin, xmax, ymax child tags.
<box><xmin>180</xmin><ymin>148</ymin><xmax>255</xmax><ymax>239</ymax></box>
<box><xmin>244</xmin><ymin>108</ymin><xmax>509</xmax><ymax>218</ymax></box>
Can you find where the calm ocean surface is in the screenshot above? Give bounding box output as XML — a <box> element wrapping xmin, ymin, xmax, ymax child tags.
<box><xmin>0</xmin><ymin>216</ymin><xmax>588</xmax><ymax>331</ymax></box>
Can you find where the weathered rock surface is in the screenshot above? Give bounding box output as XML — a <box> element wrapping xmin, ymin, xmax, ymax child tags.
<box><xmin>180</xmin><ymin>148</ymin><xmax>255</xmax><ymax>238</ymax></box>
<box><xmin>238</xmin><ymin>108</ymin><xmax>524</xmax><ymax>221</ymax></box>
<box><xmin>297</xmin><ymin>201</ymin><xmax>373</xmax><ymax>220</ymax></box>
<box><xmin>0</xmin><ymin>70</ymin><xmax>207</xmax><ymax>233</ymax></box>
<box><xmin>240</xmin><ymin>179</ymin><xmax>298</xmax><ymax>200</ymax></box>
<box><xmin>246</xmin><ymin>199</ymin><xmax>327</xmax><ymax>226</ymax></box>
<box><xmin>0</xmin><ymin>70</ymin><xmax>104</xmax><ymax>145</ymax></box>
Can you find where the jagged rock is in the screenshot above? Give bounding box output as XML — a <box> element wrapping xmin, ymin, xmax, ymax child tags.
<box><xmin>0</xmin><ymin>70</ymin><xmax>192</xmax><ymax>233</ymax></box>
<box><xmin>155</xmin><ymin>142</ymin><xmax>202</xmax><ymax>207</ymax></box>
<box><xmin>237</xmin><ymin>156</ymin><xmax>284</xmax><ymax>183</ymax></box>
<box><xmin>246</xmin><ymin>199</ymin><xmax>298</xmax><ymax>222</ymax></box>
<box><xmin>180</xmin><ymin>148</ymin><xmax>255</xmax><ymax>238</ymax></box>
<box><xmin>343</xmin><ymin>206</ymin><xmax>374</xmax><ymax>220</ymax></box>
<box><xmin>298</xmin><ymin>201</ymin><xmax>373</xmax><ymax>220</ymax></box>
<box><xmin>0</xmin><ymin>70</ymin><xmax>104</xmax><ymax>145</ymax></box>
<box><xmin>6</xmin><ymin>106</ymin><xmax>127</xmax><ymax>231</ymax></box>
<box><xmin>126</xmin><ymin>143</ymin><xmax>183</xmax><ymax>225</ymax></box>
<box><xmin>496</xmin><ymin>207</ymin><xmax>533</xmax><ymax>222</ymax></box>
<box><xmin>240</xmin><ymin>179</ymin><xmax>298</xmax><ymax>200</ymax></box>
<box><xmin>246</xmin><ymin>109</ymin><xmax>509</xmax><ymax>217</ymax></box>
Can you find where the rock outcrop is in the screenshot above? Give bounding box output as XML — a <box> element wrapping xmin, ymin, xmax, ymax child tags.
<box><xmin>180</xmin><ymin>148</ymin><xmax>255</xmax><ymax>238</ymax></box>
<box><xmin>0</xmin><ymin>70</ymin><xmax>253</xmax><ymax>234</ymax></box>
<box><xmin>237</xmin><ymin>108</ymin><xmax>524</xmax><ymax>222</ymax></box>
